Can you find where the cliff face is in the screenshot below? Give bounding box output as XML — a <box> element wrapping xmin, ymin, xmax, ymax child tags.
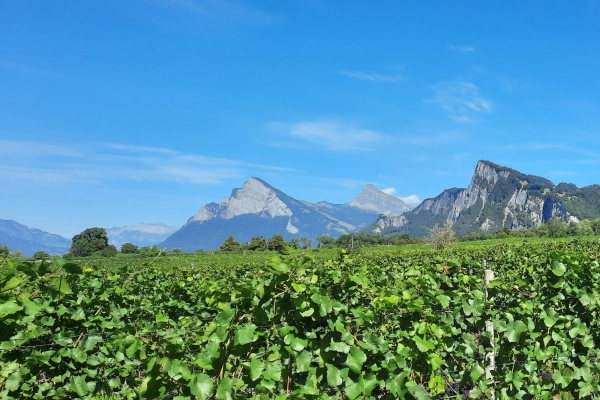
<box><xmin>368</xmin><ymin>160</ymin><xmax>580</xmax><ymax>237</ymax></box>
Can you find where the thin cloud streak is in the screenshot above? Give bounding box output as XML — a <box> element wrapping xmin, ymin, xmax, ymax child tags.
<box><xmin>340</xmin><ymin>70</ymin><xmax>405</xmax><ymax>83</ymax></box>
<box><xmin>270</xmin><ymin>119</ymin><xmax>388</xmax><ymax>151</ymax></box>
<box><xmin>429</xmin><ymin>81</ymin><xmax>492</xmax><ymax>122</ymax></box>
<box><xmin>382</xmin><ymin>188</ymin><xmax>420</xmax><ymax>206</ymax></box>
<box><xmin>156</xmin><ymin>0</ymin><xmax>277</xmax><ymax>25</ymax></box>
<box><xmin>449</xmin><ymin>45</ymin><xmax>476</xmax><ymax>53</ymax></box>
<box><xmin>0</xmin><ymin>140</ymin><xmax>292</xmax><ymax>186</ymax></box>
<box><xmin>399</xmin><ymin>195</ymin><xmax>421</xmax><ymax>205</ymax></box>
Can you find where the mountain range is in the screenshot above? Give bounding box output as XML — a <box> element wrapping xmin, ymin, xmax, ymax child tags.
<box><xmin>0</xmin><ymin>219</ymin><xmax>72</xmax><ymax>256</ymax></box>
<box><xmin>4</xmin><ymin>160</ymin><xmax>600</xmax><ymax>255</ymax></box>
<box><xmin>366</xmin><ymin>160</ymin><xmax>600</xmax><ymax>237</ymax></box>
<box><xmin>106</xmin><ymin>223</ymin><xmax>179</xmax><ymax>249</ymax></box>
<box><xmin>160</xmin><ymin>177</ymin><xmax>413</xmax><ymax>251</ymax></box>
<box><xmin>0</xmin><ymin>221</ymin><xmax>180</xmax><ymax>256</ymax></box>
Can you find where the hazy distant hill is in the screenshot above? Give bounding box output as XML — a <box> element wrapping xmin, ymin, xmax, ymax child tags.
<box><xmin>160</xmin><ymin>177</ymin><xmax>413</xmax><ymax>251</ymax></box>
<box><xmin>367</xmin><ymin>160</ymin><xmax>600</xmax><ymax>237</ymax></box>
<box><xmin>0</xmin><ymin>219</ymin><xmax>71</xmax><ymax>256</ymax></box>
<box><xmin>107</xmin><ymin>223</ymin><xmax>179</xmax><ymax>249</ymax></box>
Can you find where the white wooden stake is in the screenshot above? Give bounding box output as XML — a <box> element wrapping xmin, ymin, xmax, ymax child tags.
<box><xmin>484</xmin><ymin>266</ymin><xmax>495</xmax><ymax>399</ymax></box>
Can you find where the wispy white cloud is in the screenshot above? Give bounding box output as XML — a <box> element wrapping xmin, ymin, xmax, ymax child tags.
<box><xmin>106</xmin><ymin>143</ymin><xmax>179</xmax><ymax>155</ymax></box>
<box><xmin>429</xmin><ymin>81</ymin><xmax>492</xmax><ymax>122</ymax></box>
<box><xmin>0</xmin><ymin>140</ymin><xmax>292</xmax><ymax>186</ymax></box>
<box><xmin>449</xmin><ymin>45</ymin><xmax>476</xmax><ymax>53</ymax></box>
<box><xmin>399</xmin><ymin>195</ymin><xmax>421</xmax><ymax>205</ymax></box>
<box><xmin>402</xmin><ymin>130</ymin><xmax>467</xmax><ymax>146</ymax></box>
<box><xmin>381</xmin><ymin>187</ymin><xmax>420</xmax><ymax>206</ymax></box>
<box><xmin>156</xmin><ymin>0</ymin><xmax>276</xmax><ymax>25</ymax></box>
<box><xmin>270</xmin><ymin>119</ymin><xmax>388</xmax><ymax>151</ymax></box>
<box><xmin>498</xmin><ymin>77</ymin><xmax>525</xmax><ymax>93</ymax></box>
<box><xmin>340</xmin><ymin>70</ymin><xmax>405</xmax><ymax>83</ymax></box>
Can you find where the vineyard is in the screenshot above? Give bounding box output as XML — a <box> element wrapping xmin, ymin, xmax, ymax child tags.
<box><xmin>2</xmin><ymin>238</ymin><xmax>600</xmax><ymax>399</ymax></box>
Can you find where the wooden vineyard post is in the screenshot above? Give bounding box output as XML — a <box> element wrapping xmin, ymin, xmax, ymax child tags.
<box><xmin>484</xmin><ymin>265</ymin><xmax>496</xmax><ymax>399</ymax></box>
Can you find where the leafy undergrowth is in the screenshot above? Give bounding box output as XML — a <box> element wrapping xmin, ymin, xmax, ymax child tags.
<box><xmin>1</xmin><ymin>239</ymin><xmax>600</xmax><ymax>399</ymax></box>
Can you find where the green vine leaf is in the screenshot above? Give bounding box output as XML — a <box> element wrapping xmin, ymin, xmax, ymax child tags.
<box><xmin>190</xmin><ymin>373</ymin><xmax>214</xmax><ymax>400</ymax></box>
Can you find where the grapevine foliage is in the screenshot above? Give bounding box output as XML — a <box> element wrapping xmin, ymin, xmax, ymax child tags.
<box><xmin>1</xmin><ymin>239</ymin><xmax>600</xmax><ymax>398</ymax></box>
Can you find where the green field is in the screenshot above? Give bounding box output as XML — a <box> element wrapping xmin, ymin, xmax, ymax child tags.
<box><xmin>2</xmin><ymin>238</ymin><xmax>600</xmax><ymax>399</ymax></box>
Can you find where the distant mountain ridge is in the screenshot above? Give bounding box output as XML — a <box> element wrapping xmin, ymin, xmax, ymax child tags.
<box><xmin>0</xmin><ymin>219</ymin><xmax>71</xmax><ymax>256</ymax></box>
<box><xmin>367</xmin><ymin>160</ymin><xmax>600</xmax><ymax>237</ymax></box>
<box><xmin>160</xmin><ymin>177</ymin><xmax>413</xmax><ymax>251</ymax></box>
<box><xmin>107</xmin><ymin>223</ymin><xmax>179</xmax><ymax>249</ymax></box>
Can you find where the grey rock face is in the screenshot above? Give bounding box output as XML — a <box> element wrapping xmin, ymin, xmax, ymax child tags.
<box><xmin>161</xmin><ymin>178</ymin><xmax>413</xmax><ymax>251</ymax></box>
<box><xmin>346</xmin><ymin>184</ymin><xmax>413</xmax><ymax>215</ymax></box>
<box><xmin>367</xmin><ymin>160</ymin><xmax>586</xmax><ymax>237</ymax></box>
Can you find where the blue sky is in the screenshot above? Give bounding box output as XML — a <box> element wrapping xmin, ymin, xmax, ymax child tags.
<box><xmin>2</xmin><ymin>1</ymin><xmax>600</xmax><ymax>238</ymax></box>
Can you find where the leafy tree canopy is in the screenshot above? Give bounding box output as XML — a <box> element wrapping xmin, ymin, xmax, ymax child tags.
<box><xmin>101</xmin><ymin>245</ymin><xmax>118</xmax><ymax>257</ymax></box>
<box><xmin>140</xmin><ymin>245</ymin><xmax>162</xmax><ymax>257</ymax></box>
<box><xmin>267</xmin><ymin>234</ymin><xmax>285</xmax><ymax>251</ymax></box>
<box><xmin>121</xmin><ymin>243</ymin><xmax>139</xmax><ymax>254</ymax></box>
<box><xmin>220</xmin><ymin>235</ymin><xmax>242</xmax><ymax>252</ymax></box>
<box><xmin>247</xmin><ymin>236</ymin><xmax>267</xmax><ymax>251</ymax></box>
<box><xmin>33</xmin><ymin>250</ymin><xmax>50</xmax><ymax>260</ymax></box>
<box><xmin>69</xmin><ymin>227</ymin><xmax>109</xmax><ymax>257</ymax></box>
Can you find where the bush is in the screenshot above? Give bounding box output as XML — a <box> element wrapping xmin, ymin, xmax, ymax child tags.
<box><xmin>140</xmin><ymin>245</ymin><xmax>162</xmax><ymax>257</ymax></box>
<box><xmin>101</xmin><ymin>245</ymin><xmax>118</xmax><ymax>257</ymax></box>
<box><xmin>0</xmin><ymin>246</ymin><xmax>9</xmax><ymax>258</ymax></box>
<box><xmin>220</xmin><ymin>235</ymin><xmax>242</xmax><ymax>252</ymax></box>
<box><xmin>33</xmin><ymin>250</ymin><xmax>50</xmax><ymax>260</ymax></box>
<box><xmin>121</xmin><ymin>243</ymin><xmax>139</xmax><ymax>254</ymax></box>
<box><xmin>425</xmin><ymin>223</ymin><xmax>457</xmax><ymax>251</ymax></box>
<box><xmin>69</xmin><ymin>227</ymin><xmax>109</xmax><ymax>257</ymax></box>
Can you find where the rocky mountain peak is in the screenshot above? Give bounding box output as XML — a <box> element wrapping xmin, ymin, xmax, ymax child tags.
<box><xmin>186</xmin><ymin>177</ymin><xmax>293</xmax><ymax>226</ymax></box>
<box><xmin>346</xmin><ymin>184</ymin><xmax>413</xmax><ymax>216</ymax></box>
<box><xmin>472</xmin><ymin>160</ymin><xmax>511</xmax><ymax>187</ymax></box>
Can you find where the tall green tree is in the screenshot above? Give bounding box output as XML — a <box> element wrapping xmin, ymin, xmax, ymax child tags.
<box><xmin>247</xmin><ymin>236</ymin><xmax>267</xmax><ymax>251</ymax></box>
<box><xmin>220</xmin><ymin>235</ymin><xmax>242</xmax><ymax>252</ymax></box>
<box><xmin>316</xmin><ymin>235</ymin><xmax>335</xmax><ymax>248</ymax></box>
<box><xmin>69</xmin><ymin>227</ymin><xmax>109</xmax><ymax>257</ymax></box>
<box><xmin>33</xmin><ymin>251</ymin><xmax>50</xmax><ymax>260</ymax></box>
<box><xmin>267</xmin><ymin>234</ymin><xmax>285</xmax><ymax>251</ymax></box>
<box><xmin>121</xmin><ymin>243</ymin><xmax>139</xmax><ymax>254</ymax></box>
<box><xmin>0</xmin><ymin>245</ymin><xmax>9</xmax><ymax>258</ymax></box>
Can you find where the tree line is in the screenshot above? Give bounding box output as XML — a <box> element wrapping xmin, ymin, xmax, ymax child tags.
<box><xmin>2</xmin><ymin>216</ymin><xmax>600</xmax><ymax>259</ymax></box>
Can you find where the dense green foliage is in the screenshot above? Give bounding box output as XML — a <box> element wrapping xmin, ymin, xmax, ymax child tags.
<box><xmin>220</xmin><ymin>235</ymin><xmax>243</xmax><ymax>252</ymax></box>
<box><xmin>69</xmin><ymin>228</ymin><xmax>110</xmax><ymax>257</ymax></box>
<box><xmin>267</xmin><ymin>234</ymin><xmax>285</xmax><ymax>251</ymax></box>
<box><xmin>120</xmin><ymin>243</ymin><xmax>139</xmax><ymax>254</ymax></box>
<box><xmin>2</xmin><ymin>239</ymin><xmax>600</xmax><ymax>398</ymax></box>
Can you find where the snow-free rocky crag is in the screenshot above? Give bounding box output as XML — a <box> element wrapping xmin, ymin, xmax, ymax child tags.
<box><xmin>160</xmin><ymin>177</ymin><xmax>413</xmax><ymax>251</ymax></box>
<box><xmin>367</xmin><ymin>160</ymin><xmax>600</xmax><ymax>237</ymax></box>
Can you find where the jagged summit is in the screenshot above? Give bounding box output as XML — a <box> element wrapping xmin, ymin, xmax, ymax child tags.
<box><xmin>346</xmin><ymin>184</ymin><xmax>413</xmax><ymax>215</ymax></box>
<box><xmin>366</xmin><ymin>160</ymin><xmax>593</xmax><ymax>237</ymax></box>
<box><xmin>186</xmin><ymin>177</ymin><xmax>293</xmax><ymax>226</ymax></box>
<box><xmin>161</xmin><ymin>177</ymin><xmax>414</xmax><ymax>251</ymax></box>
